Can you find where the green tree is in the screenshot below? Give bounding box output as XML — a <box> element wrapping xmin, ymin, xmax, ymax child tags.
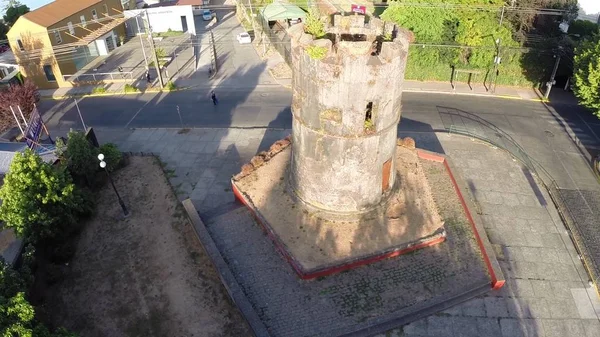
<box><xmin>56</xmin><ymin>131</ymin><xmax>98</xmax><ymax>186</ymax></box>
<box><xmin>569</xmin><ymin>20</ymin><xmax>599</xmax><ymax>40</ymax></box>
<box><xmin>3</xmin><ymin>4</ymin><xmax>29</xmax><ymax>27</ymax></box>
<box><xmin>0</xmin><ymin>150</ymin><xmax>91</xmax><ymax>243</ymax></box>
<box><xmin>573</xmin><ymin>36</ymin><xmax>600</xmax><ymax>118</ymax></box>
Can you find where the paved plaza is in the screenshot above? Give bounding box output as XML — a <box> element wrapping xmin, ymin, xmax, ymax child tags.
<box><xmin>88</xmin><ymin>126</ymin><xmax>600</xmax><ymax>336</ymax></box>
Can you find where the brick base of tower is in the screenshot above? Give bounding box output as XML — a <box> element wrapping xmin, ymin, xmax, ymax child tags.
<box><xmin>231</xmin><ymin>139</ymin><xmax>450</xmax><ymax>279</ymax></box>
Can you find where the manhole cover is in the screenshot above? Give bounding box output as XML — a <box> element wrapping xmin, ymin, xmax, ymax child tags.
<box><xmin>545</xmin><ymin>130</ymin><xmax>555</xmax><ymax>137</ymax></box>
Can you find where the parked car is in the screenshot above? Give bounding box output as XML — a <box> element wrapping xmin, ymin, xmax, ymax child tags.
<box><xmin>202</xmin><ymin>9</ymin><xmax>215</xmax><ymax>21</ymax></box>
<box><xmin>0</xmin><ymin>44</ymin><xmax>9</xmax><ymax>54</ymax></box>
<box><xmin>237</xmin><ymin>32</ymin><xmax>251</xmax><ymax>44</ymax></box>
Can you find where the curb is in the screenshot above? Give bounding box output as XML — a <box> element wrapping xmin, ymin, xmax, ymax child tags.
<box><xmin>182</xmin><ymin>199</ymin><xmax>271</xmax><ymax>337</ymax></box>
<box><xmin>40</xmin><ymin>87</ymin><xmax>189</xmax><ymax>100</ymax></box>
<box><xmin>402</xmin><ymin>88</ymin><xmax>548</xmax><ymax>102</ymax></box>
<box><xmin>416</xmin><ymin>149</ymin><xmax>506</xmax><ymax>290</ymax></box>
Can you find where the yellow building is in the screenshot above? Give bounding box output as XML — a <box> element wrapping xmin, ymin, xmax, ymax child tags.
<box><xmin>7</xmin><ymin>0</ymin><xmax>127</xmax><ymax>89</ymax></box>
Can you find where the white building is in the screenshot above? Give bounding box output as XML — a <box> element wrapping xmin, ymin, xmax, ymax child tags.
<box><xmin>124</xmin><ymin>4</ymin><xmax>196</xmax><ymax>36</ymax></box>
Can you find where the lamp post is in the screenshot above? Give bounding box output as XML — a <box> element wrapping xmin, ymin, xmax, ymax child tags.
<box><xmin>98</xmin><ymin>153</ymin><xmax>129</xmax><ymax>217</ymax></box>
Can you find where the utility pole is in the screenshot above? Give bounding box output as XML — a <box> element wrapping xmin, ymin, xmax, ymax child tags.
<box><xmin>137</xmin><ymin>15</ymin><xmax>149</xmax><ymax>70</ymax></box>
<box><xmin>544</xmin><ymin>52</ymin><xmax>561</xmax><ymax>100</ymax></box>
<box><xmin>145</xmin><ymin>10</ymin><xmax>164</xmax><ymax>89</ymax></box>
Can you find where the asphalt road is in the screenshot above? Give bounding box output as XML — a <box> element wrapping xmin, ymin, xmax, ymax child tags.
<box><xmin>39</xmin><ymin>88</ymin><xmax>600</xmax><ymax>189</ymax></box>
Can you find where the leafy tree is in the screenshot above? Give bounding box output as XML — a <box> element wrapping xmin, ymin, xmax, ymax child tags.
<box><xmin>0</xmin><ymin>80</ymin><xmax>40</xmax><ymax>133</ymax></box>
<box><xmin>56</xmin><ymin>131</ymin><xmax>98</xmax><ymax>186</ymax></box>
<box><xmin>0</xmin><ymin>150</ymin><xmax>92</xmax><ymax>243</ymax></box>
<box><xmin>568</xmin><ymin>20</ymin><xmax>599</xmax><ymax>39</ymax></box>
<box><xmin>304</xmin><ymin>9</ymin><xmax>326</xmax><ymax>38</ymax></box>
<box><xmin>3</xmin><ymin>4</ymin><xmax>29</xmax><ymax>27</ymax></box>
<box><xmin>573</xmin><ymin>36</ymin><xmax>600</xmax><ymax>118</ymax></box>
<box><xmin>0</xmin><ymin>21</ymin><xmax>8</xmax><ymax>40</ymax></box>
<box><xmin>98</xmin><ymin>143</ymin><xmax>122</xmax><ymax>173</ymax></box>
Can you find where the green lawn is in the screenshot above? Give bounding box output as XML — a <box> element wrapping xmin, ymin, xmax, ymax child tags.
<box><xmin>154</xmin><ymin>30</ymin><xmax>184</xmax><ymax>38</ymax></box>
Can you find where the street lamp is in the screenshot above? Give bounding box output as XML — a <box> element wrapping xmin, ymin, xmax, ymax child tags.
<box><xmin>98</xmin><ymin>153</ymin><xmax>130</xmax><ymax>217</ymax></box>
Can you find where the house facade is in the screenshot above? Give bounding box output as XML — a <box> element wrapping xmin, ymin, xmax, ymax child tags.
<box><xmin>7</xmin><ymin>0</ymin><xmax>127</xmax><ymax>89</ymax></box>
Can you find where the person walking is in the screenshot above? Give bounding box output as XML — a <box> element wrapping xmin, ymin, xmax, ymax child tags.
<box><xmin>146</xmin><ymin>70</ymin><xmax>151</xmax><ymax>84</ymax></box>
<box><xmin>211</xmin><ymin>90</ymin><xmax>218</xmax><ymax>105</ymax></box>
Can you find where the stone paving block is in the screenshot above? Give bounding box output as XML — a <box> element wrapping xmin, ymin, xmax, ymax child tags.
<box><xmin>581</xmin><ymin>319</ymin><xmax>600</xmax><ymax>337</ymax></box>
<box><xmin>530</xmin><ymin>280</ymin><xmax>554</xmax><ymax>298</ymax></box>
<box><xmin>504</xmin><ymin>246</ymin><xmax>524</xmax><ymax>262</ymax></box>
<box><xmin>506</xmin><ymin>298</ymin><xmax>528</xmax><ymax>318</ymax></box>
<box><xmin>570</xmin><ymin>288</ymin><xmax>598</xmax><ymax>319</ymax></box>
<box><xmin>451</xmin><ymin>316</ymin><xmax>480</xmax><ymax>337</ymax></box>
<box><xmin>522</xmin><ymin>247</ymin><xmax>543</xmax><ymax>263</ymax></box>
<box><xmin>528</xmin><ymin>219</ymin><xmax>556</xmax><ymax>234</ymax></box>
<box><xmin>485</xmin><ymin>191</ymin><xmax>505</xmax><ymax>204</ymax></box>
<box><xmin>221</xmin><ymin>128</ymin><xmax>242</xmax><ymax>142</ymax></box>
<box><xmin>484</xmin><ymin>297</ymin><xmax>509</xmax><ymax>317</ymax></box>
<box><xmin>460</xmin><ymin>297</ymin><xmax>486</xmax><ymax>317</ymax></box>
<box><xmin>525</xmin><ymin>233</ymin><xmax>545</xmax><ymax>248</ymax></box>
<box><xmin>427</xmin><ymin>316</ymin><xmax>455</xmax><ymax>337</ymax></box>
<box><xmin>547</xmin><ymin>298</ymin><xmax>581</xmax><ymax>319</ymax></box>
<box><xmin>476</xmin><ymin>318</ymin><xmax>502</xmax><ymax>336</ymax></box>
<box><xmin>500</xmin><ymin>318</ymin><xmax>527</xmax><ymax>337</ymax></box>
<box><xmin>528</xmin><ymin>298</ymin><xmax>552</xmax><ymax>318</ymax></box>
<box><xmin>403</xmin><ymin>318</ymin><xmax>428</xmax><ymax>336</ymax></box>
<box><xmin>200</xmin><ymin>141</ymin><xmax>220</xmax><ymax>154</ymax></box>
<box><xmin>518</xmin><ymin>194</ymin><xmax>541</xmax><ymax>207</ymax></box>
<box><xmin>198</xmin><ymin>129</ymin><xmax>218</xmax><ymax>141</ymax></box>
<box><xmin>542</xmin><ymin>319</ymin><xmax>569</xmax><ymax>337</ymax></box>
<box><xmin>540</xmin><ymin>233</ymin><xmax>565</xmax><ymax>249</ymax></box>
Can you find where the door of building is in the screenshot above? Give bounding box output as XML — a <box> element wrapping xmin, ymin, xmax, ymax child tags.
<box><xmin>105</xmin><ymin>35</ymin><xmax>115</xmax><ymax>52</ymax></box>
<box><xmin>181</xmin><ymin>16</ymin><xmax>188</xmax><ymax>32</ymax></box>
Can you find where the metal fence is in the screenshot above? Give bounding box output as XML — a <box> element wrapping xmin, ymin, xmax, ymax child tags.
<box><xmin>447</xmin><ymin>122</ymin><xmax>600</xmax><ymax>295</ymax></box>
<box><xmin>63</xmin><ymin>71</ymin><xmax>134</xmax><ymax>83</ymax></box>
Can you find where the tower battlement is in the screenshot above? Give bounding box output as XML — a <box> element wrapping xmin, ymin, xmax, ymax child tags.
<box><xmin>288</xmin><ymin>15</ymin><xmax>413</xmax><ymax>61</ymax></box>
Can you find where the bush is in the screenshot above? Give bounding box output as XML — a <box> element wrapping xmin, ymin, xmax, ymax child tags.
<box><xmin>304</xmin><ymin>9</ymin><xmax>326</xmax><ymax>38</ymax></box>
<box><xmin>98</xmin><ymin>143</ymin><xmax>123</xmax><ymax>172</ymax></box>
<box><xmin>306</xmin><ymin>45</ymin><xmax>328</xmax><ymax>60</ymax></box>
<box><xmin>92</xmin><ymin>87</ymin><xmax>107</xmax><ymax>94</ymax></box>
<box><xmin>155</xmin><ymin>47</ymin><xmax>166</xmax><ymax>59</ymax></box>
<box><xmin>165</xmin><ymin>81</ymin><xmax>177</xmax><ymax>91</ymax></box>
<box><xmin>123</xmin><ymin>84</ymin><xmax>139</xmax><ymax>93</ymax></box>
<box><xmin>0</xmin><ymin>150</ymin><xmax>91</xmax><ymax>244</ymax></box>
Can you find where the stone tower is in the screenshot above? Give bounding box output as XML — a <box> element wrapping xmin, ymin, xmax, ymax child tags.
<box><xmin>288</xmin><ymin>15</ymin><xmax>412</xmax><ymax>213</ymax></box>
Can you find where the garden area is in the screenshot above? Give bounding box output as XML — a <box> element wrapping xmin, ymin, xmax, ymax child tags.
<box><xmin>0</xmin><ymin>131</ymin><xmax>248</xmax><ymax>336</ymax></box>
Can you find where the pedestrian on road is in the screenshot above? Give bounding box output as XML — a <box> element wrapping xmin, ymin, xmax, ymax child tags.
<box><xmin>146</xmin><ymin>71</ymin><xmax>151</xmax><ymax>84</ymax></box>
<box><xmin>211</xmin><ymin>90</ymin><xmax>218</xmax><ymax>105</ymax></box>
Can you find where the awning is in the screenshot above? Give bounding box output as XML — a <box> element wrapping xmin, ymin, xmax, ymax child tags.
<box><xmin>262</xmin><ymin>2</ymin><xmax>306</xmax><ymax>21</ymax></box>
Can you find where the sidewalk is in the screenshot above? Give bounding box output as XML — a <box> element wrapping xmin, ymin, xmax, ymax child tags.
<box><xmin>403</xmin><ymin>80</ymin><xmax>544</xmax><ymax>101</ymax></box>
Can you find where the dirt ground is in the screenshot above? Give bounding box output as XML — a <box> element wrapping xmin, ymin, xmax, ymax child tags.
<box><xmin>235</xmin><ymin>146</ymin><xmax>444</xmax><ymax>271</ymax></box>
<box><xmin>43</xmin><ymin>156</ymin><xmax>249</xmax><ymax>337</ymax></box>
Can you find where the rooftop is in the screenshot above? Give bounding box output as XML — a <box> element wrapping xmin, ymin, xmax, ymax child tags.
<box><xmin>22</xmin><ymin>0</ymin><xmax>103</xmax><ymax>27</ymax></box>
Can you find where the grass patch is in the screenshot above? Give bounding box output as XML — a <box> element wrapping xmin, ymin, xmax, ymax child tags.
<box><xmin>92</xmin><ymin>87</ymin><xmax>107</xmax><ymax>94</ymax></box>
<box><xmin>165</xmin><ymin>81</ymin><xmax>177</xmax><ymax>91</ymax></box>
<box><xmin>123</xmin><ymin>84</ymin><xmax>139</xmax><ymax>93</ymax></box>
<box><xmin>154</xmin><ymin>30</ymin><xmax>184</xmax><ymax>38</ymax></box>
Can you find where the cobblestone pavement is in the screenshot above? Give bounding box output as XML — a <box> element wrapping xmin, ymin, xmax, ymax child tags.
<box><xmin>96</xmin><ymin>128</ymin><xmax>600</xmax><ymax>337</ymax></box>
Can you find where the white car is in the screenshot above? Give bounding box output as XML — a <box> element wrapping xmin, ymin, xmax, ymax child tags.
<box><xmin>237</xmin><ymin>32</ymin><xmax>251</xmax><ymax>44</ymax></box>
<box><xmin>202</xmin><ymin>9</ymin><xmax>215</xmax><ymax>21</ymax></box>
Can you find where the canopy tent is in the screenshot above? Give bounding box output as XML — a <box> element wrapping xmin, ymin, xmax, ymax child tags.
<box><xmin>261</xmin><ymin>2</ymin><xmax>306</xmax><ymax>21</ymax></box>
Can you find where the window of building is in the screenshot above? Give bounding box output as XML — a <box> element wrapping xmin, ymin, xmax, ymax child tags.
<box><xmin>54</xmin><ymin>30</ymin><xmax>62</xmax><ymax>44</ymax></box>
<box><xmin>103</xmin><ymin>4</ymin><xmax>108</xmax><ymax>14</ymax></box>
<box><xmin>43</xmin><ymin>65</ymin><xmax>56</xmax><ymax>82</ymax></box>
<box><xmin>80</xmin><ymin>15</ymin><xmax>87</xmax><ymax>27</ymax></box>
<box><xmin>67</xmin><ymin>21</ymin><xmax>74</xmax><ymax>34</ymax></box>
<box><xmin>17</xmin><ymin>39</ymin><xmax>24</xmax><ymax>51</ymax></box>
<box><xmin>91</xmin><ymin>9</ymin><xmax>98</xmax><ymax>20</ymax></box>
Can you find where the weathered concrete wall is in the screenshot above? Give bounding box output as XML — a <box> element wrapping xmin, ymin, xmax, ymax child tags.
<box><xmin>288</xmin><ymin>15</ymin><xmax>412</xmax><ymax>213</ymax></box>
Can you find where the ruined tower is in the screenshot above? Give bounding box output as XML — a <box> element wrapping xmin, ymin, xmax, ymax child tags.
<box><xmin>288</xmin><ymin>15</ymin><xmax>412</xmax><ymax>213</ymax></box>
